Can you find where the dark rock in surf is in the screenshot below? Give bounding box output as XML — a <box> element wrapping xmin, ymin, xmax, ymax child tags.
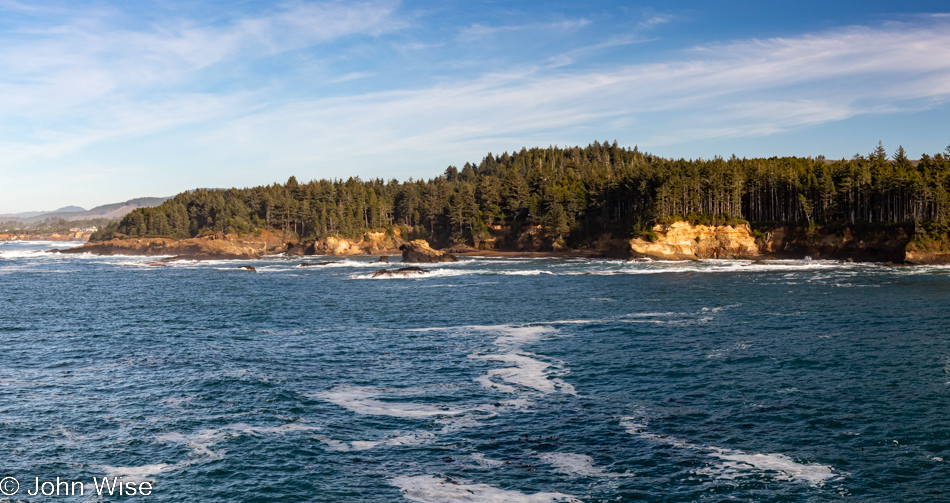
<box><xmin>371</xmin><ymin>266</ymin><xmax>429</xmax><ymax>278</ymax></box>
<box><xmin>300</xmin><ymin>261</ymin><xmax>335</xmax><ymax>267</ymax></box>
<box><xmin>399</xmin><ymin>240</ymin><xmax>458</xmax><ymax>263</ymax></box>
<box><xmin>238</xmin><ymin>265</ymin><xmax>257</xmax><ymax>272</ymax></box>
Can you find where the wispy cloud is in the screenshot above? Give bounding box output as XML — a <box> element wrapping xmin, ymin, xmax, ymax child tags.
<box><xmin>2</xmin><ymin>6</ymin><xmax>950</xmax><ymax>211</ymax></box>
<box><xmin>459</xmin><ymin>18</ymin><xmax>591</xmax><ymax>40</ymax></box>
<box><xmin>190</xmin><ymin>17</ymin><xmax>950</xmax><ymax>168</ymax></box>
<box><xmin>638</xmin><ymin>14</ymin><xmax>672</xmax><ymax>29</ymax></box>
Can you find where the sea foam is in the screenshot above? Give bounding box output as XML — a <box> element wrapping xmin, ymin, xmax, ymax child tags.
<box><xmin>316</xmin><ymin>386</ymin><xmax>475</xmax><ymax>418</ymax></box>
<box><xmin>391</xmin><ymin>475</ymin><xmax>578</xmax><ymax>503</ymax></box>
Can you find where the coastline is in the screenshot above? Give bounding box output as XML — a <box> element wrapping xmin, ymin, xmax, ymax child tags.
<box><xmin>41</xmin><ymin>220</ymin><xmax>950</xmax><ymax>265</ymax></box>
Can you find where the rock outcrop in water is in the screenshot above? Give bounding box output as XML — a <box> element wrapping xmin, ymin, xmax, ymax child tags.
<box><xmin>400</xmin><ymin>240</ymin><xmax>459</xmax><ymax>263</ymax></box>
<box><xmin>371</xmin><ymin>266</ymin><xmax>430</xmax><ymax>278</ymax></box>
<box><xmin>626</xmin><ymin>222</ymin><xmax>760</xmax><ymax>260</ymax></box>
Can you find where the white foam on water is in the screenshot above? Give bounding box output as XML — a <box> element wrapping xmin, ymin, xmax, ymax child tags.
<box><xmin>619</xmin><ymin>417</ymin><xmax>692</xmax><ymax>449</ymax></box>
<box><xmin>225</xmin><ymin>422</ymin><xmax>321</xmax><ymax>436</ymax></box>
<box><xmin>352</xmin><ymin>268</ymin><xmax>487</xmax><ymax>280</ymax></box>
<box><xmin>98</xmin><ymin>463</ymin><xmax>176</xmax><ymax>481</ymax></box>
<box><xmin>391</xmin><ymin>475</ymin><xmax>578</xmax><ymax>503</ymax></box>
<box><xmin>316</xmin><ymin>386</ymin><xmax>475</xmax><ymax>418</ymax></box>
<box><xmin>620</xmin><ymin>417</ymin><xmax>836</xmax><ymax>485</ymax></box>
<box><xmin>548</xmin><ymin>319</ymin><xmax>603</xmax><ymax>325</ymax></box>
<box><xmin>407</xmin><ymin>324</ymin><xmax>560</xmax><ymax>348</ymax></box>
<box><xmin>437</xmin><ymin>416</ymin><xmax>486</xmax><ymax>433</ymax></box>
<box><xmin>708</xmin><ymin>448</ymin><xmax>836</xmax><ymax>485</ymax></box>
<box><xmin>155</xmin><ymin>421</ymin><xmax>318</xmax><ymax>463</ymax></box>
<box><xmin>470</xmin><ymin>353</ymin><xmax>576</xmax><ymax>395</ymax></box>
<box><xmin>503</xmin><ymin>269</ymin><xmax>555</xmax><ymax>276</ymax></box>
<box><xmin>317</xmin><ymin>431</ymin><xmax>436</xmax><ymax>452</ymax></box>
<box><xmin>156</xmin><ymin>428</ymin><xmax>231</xmax><ymax>460</ymax></box>
<box><xmin>488</xmin><ymin>325</ymin><xmax>560</xmax><ymax>348</ymax></box>
<box><xmin>470</xmin><ymin>453</ymin><xmax>505</xmax><ymax>468</ymax></box>
<box><xmin>538</xmin><ymin>452</ymin><xmax>618</xmax><ymax>478</ymax></box>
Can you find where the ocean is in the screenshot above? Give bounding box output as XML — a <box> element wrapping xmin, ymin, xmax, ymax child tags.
<box><xmin>1</xmin><ymin>240</ymin><xmax>948</xmax><ymax>502</ymax></box>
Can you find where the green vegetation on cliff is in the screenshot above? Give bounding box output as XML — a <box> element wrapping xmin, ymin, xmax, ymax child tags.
<box><xmin>92</xmin><ymin>141</ymin><xmax>950</xmax><ymax>247</ymax></box>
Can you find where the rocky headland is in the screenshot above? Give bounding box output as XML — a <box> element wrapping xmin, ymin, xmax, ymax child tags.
<box><xmin>47</xmin><ymin>221</ymin><xmax>950</xmax><ymax>264</ymax></box>
<box><xmin>52</xmin><ymin>230</ymin><xmax>290</xmax><ymax>260</ymax></box>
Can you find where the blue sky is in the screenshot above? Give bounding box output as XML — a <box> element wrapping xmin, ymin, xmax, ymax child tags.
<box><xmin>1</xmin><ymin>0</ymin><xmax>949</xmax><ymax>212</ymax></box>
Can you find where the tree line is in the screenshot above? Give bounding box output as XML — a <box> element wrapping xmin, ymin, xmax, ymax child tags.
<box><xmin>91</xmin><ymin>141</ymin><xmax>950</xmax><ymax>247</ymax></box>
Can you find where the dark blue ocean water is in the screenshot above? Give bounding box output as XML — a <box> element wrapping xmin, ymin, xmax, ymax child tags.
<box><xmin>1</xmin><ymin>240</ymin><xmax>949</xmax><ymax>502</ymax></box>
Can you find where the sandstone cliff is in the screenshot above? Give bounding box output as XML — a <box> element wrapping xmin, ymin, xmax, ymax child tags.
<box><xmin>625</xmin><ymin>221</ymin><xmax>760</xmax><ymax>260</ymax></box>
<box><xmin>305</xmin><ymin>231</ymin><xmax>403</xmax><ymax>256</ymax></box>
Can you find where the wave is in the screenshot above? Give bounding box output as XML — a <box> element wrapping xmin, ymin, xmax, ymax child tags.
<box><xmin>391</xmin><ymin>475</ymin><xmax>578</xmax><ymax>503</ymax></box>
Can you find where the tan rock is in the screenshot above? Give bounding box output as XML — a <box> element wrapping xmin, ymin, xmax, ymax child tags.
<box><xmin>628</xmin><ymin>221</ymin><xmax>759</xmax><ymax>260</ymax></box>
<box><xmin>400</xmin><ymin>240</ymin><xmax>459</xmax><ymax>263</ymax></box>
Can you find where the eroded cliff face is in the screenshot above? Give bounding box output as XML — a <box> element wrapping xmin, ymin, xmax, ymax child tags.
<box><xmin>627</xmin><ymin>221</ymin><xmax>760</xmax><ymax>260</ymax></box>
<box><xmin>55</xmin><ymin>229</ymin><xmax>403</xmax><ymax>259</ymax></box>
<box><xmin>760</xmin><ymin>226</ymin><xmax>908</xmax><ymax>262</ymax></box>
<box><xmin>306</xmin><ymin>231</ymin><xmax>403</xmax><ymax>256</ymax></box>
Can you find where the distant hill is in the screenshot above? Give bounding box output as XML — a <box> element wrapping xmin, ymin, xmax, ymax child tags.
<box><xmin>6</xmin><ymin>197</ymin><xmax>170</xmax><ymax>224</ymax></box>
<box><xmin>54</xmin><ymin>205</ymin><xmax>86</xmax><ymax>213</ymax></box>
<box><xmin>0</xmin><ymin>205</ymin><xmax>86</xmax><ymax>219</ymax></box>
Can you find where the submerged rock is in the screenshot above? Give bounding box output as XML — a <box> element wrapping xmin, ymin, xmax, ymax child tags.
<box><xmin>372</xmin><ymin>256</ymin><xmax>389</xmax><ymax>263</ymax></box>
<box><xmin>299</xmin><ymin>261</ymin><xmax>335</xmax><ymax>267</ymax></box>
<box><xmin>371</xmin><ymin>266</ymin><xmax>430</xmax><ymax>278</ymax></box>
<box><xmin>399</xmin><ymin>240</ymin><xmax>458</xmax><ymax>263</ymax></box>
<box><xmin>238</xmin><ymin>265</ymin><xmax>257</xmax><ymax>272</ymax></box>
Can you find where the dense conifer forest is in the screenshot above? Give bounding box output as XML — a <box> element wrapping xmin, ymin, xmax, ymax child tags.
<box><xmin>92</xmin><ymin>141</ymin><xmax>950</xmax><ymax>247</ymax></box>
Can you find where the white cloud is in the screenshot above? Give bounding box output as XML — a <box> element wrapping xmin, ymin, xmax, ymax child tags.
<box><xmin>2</xmin><ymin>10</ymin><xmax>950</xmax><ymax>211</ymax></box>
<box><xmin>190</xmin><ymin>18</ymin><xmax>950</xmax><ymax>169</ymax></box>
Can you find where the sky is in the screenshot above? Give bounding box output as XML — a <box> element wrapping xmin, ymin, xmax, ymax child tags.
<box><xmin>1</xmin><ymin>0</ymin><xmax>949</xmax><ymax>213</ymax></box>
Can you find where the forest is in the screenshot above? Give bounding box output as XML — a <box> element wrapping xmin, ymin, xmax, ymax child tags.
<box><xmin>91</xmin><ymin>141</ymin><xmax>950</xmax><ymax>247</ymax></box>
